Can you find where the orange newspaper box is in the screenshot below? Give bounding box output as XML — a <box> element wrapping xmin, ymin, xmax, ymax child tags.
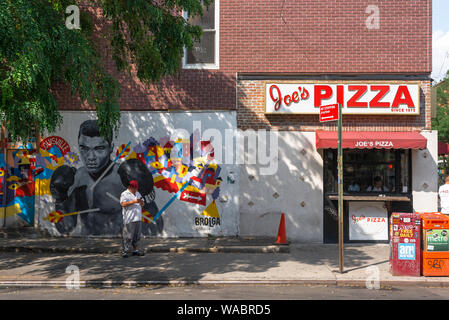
<box><xmin>420</xmin><ymin>212</ymin><xmax>449</xmax><ymax>276</ymax></box>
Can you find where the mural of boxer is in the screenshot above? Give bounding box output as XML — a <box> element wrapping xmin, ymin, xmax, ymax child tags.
<box><xmin>2</xmin><ymin>117</ymin><xmax>224</xmax><ymax>236</ymax></box>
<box><xmin>49</xmin><ymin>120</ymin><xmax>162</xmax><ymax>236</ymax></box>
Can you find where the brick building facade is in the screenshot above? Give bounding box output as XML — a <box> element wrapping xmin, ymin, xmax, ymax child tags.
<box><xmin>4</xmin><ymin>1</ymin><xmax>435</xmax><ymax>243</ymax></box>
<box><xmin>56</xmin><ymin>0</ymin><xmax>432</xmax><ymax>112</ymax></box>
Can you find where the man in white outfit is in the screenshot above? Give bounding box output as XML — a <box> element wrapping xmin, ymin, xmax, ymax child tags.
<box><xmin>439</xmin><ymin>175</ymin><xmax>449</xmax><ymax>214</ymax></box>
<box><xmin>120</xmin><ymin>180</ymin><xmax>145</xmax><ymax>258</ymax></box>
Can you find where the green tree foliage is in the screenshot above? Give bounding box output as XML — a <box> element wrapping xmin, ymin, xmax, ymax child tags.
<box><xmin>0</xmin><ymin>0</ymin><xmax>211</xmax><ymax>142</ymax></box>
<box><xmin>432</xmin><ymin>71</ymin><xmax>449</xmax><ymax>143</ymax></box>
<box><xmin>432</xmin><ymin>71</ymin><xmax>449</xmax><ymax>181</ymax></box>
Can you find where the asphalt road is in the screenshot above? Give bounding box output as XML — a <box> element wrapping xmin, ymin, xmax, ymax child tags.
<box><xmin>0</xmin><ymin>284</ymin><xmax>448</xmax><ymax>300</ymax></box>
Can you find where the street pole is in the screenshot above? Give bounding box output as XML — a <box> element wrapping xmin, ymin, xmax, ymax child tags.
<box><xmin>338</xmin><ymin>103</ymin><xmax>344</xmax><ymax>273</ymax></box>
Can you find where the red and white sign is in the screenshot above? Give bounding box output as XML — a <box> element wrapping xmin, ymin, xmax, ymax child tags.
<box><xmin>40</xmin><ymin>136</ymin><xmax>71</xmax><ymax>155</ymax></box>
<box><xmin>319</xmin><ymin>103</ymin><xmax>339</xmax><ymax>122</ymax></box>
<box><xmin>265</xmin><ymin>82</ymin><xmax>420</xmax><ymax>115</ymax></box>
<box><xmin>315</xmin><ymin>131</ymin><xmax>427</xmax><ymax>149</ymax></box>
<box><xmin>349</xmin><ymin>202</ymin><xmax>388</xmax><ymax>241</ymax></box>
<box><xmin>180</xmin><ymin>190</ymin><xmax>206</xmax><ymax>206</ymax></box>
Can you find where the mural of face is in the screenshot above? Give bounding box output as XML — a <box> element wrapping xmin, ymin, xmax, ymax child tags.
<box><xmin>78</xmin><ymin>135</ymin><xmax>113</xmax><ymax>176</ymax></box>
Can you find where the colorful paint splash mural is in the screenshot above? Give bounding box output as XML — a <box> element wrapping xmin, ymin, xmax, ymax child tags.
<box><xmin>0</xmin><ymin>144</ymin><xmax>38</xmax><ymax>227</ymax></box>
<box><xmin>1</xmin><ymin>120</ymin><xmax>223</xmax><ymax>236</ymax></box>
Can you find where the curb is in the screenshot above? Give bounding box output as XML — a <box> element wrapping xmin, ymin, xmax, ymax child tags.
<box><xmin>1</xmin><ymin>279</ymin><xmax>449</xmax><ymax>288</ymax></box>
<box><xmin>0</xmin><ymin>245</ymin><xmax>290</xmax><ymax>254</ymax></box>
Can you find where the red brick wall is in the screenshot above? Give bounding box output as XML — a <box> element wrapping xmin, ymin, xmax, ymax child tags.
<box><xmin>222</xmin><ymin>0</ymin><xmax>431</xmax><ymax>74</ymax></box>
<box><xmin>56</xmin><ymin>0</ymin><xmax>431</xmax><ymax>112</ymax></box>
<box><xmin>237</xmin><ymin>80</ymin><xmax>432</xmax><ymax>131</ymax></box>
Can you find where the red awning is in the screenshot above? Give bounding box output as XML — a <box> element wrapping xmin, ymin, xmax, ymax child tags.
<box><xmin>438</xmin><ymin>141</ymin><xmax>449</xmax><ymax>155</ymax></box>
<box><xmin>316</xmin><ymin>131</ymin><xmax>427</xmax><ymax>149</ymax></box>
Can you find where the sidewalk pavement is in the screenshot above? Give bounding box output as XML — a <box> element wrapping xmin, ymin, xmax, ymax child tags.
<box><xmin>1</xmin><ymin>235</ymin><xmax>449</xmax><ymax>288</ymax></box>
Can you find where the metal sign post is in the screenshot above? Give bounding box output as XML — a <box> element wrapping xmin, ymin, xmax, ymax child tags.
<box><xmin>337</xmin><ymin>103</ymin><xmax>344</xmax><ymax>273</ymax></box>
<box><xmin>319</xmin><ymin>102</ymin><xmax>344</xmax><ymax>273</ymax></box>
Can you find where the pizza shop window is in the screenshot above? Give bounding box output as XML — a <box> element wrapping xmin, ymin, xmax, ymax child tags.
<box><xmin>324</xmin><ymin>149</ymin><xmax>411</xmax><ymax>195</ymax></box>
<box><xmin>183</xmin><ymin>0</ymin><xmax>219</xmax><ymax>69</ymax></box>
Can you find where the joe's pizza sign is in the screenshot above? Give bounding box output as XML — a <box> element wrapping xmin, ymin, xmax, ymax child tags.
<box><xmin>265</xmin><ymin>82</ymin><xmax>420</xmax><ymax>115</ymax></box>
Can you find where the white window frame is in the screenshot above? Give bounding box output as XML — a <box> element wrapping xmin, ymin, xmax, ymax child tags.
<box><xmin>182</xmin><ymin>0</ymin><xmax>219</xmax><ymax>70</ymax></box>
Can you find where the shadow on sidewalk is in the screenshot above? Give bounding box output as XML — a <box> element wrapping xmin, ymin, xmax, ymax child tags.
<box><xmin>0</xmin><ymin>243</ymin><xmax>389</xmax><ymax>285</ymax></box>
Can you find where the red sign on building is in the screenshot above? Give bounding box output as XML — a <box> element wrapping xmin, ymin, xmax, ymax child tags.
<box><xmin>319</xmin><ymin>103</ymin><xmax>339</xmax><ymax>122</ymax></box>
<box><xmin>40</xmin><ymin>136</ymin><xmax>71</xmax><ymax>155</ymax></box>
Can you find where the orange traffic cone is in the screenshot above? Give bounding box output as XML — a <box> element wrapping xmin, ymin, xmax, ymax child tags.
<box><xmin>275</xmin><ymin>213</ymin><xmax>288</xmax><ymax>245</ymax></box>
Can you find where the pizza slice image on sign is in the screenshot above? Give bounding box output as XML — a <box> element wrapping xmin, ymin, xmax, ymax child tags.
<box><xmin>349</xmin><ymin>201</ymin><xmax>388</xmax><ymax>241</ymax></box>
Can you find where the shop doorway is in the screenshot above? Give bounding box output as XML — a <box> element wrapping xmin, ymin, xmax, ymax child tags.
<box><xmin>323</xmin><ymin>149</ymin><xmax>413</xmax><ymax>243</ymax></box>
